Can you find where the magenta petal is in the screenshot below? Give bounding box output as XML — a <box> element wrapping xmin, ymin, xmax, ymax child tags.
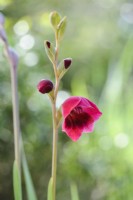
<box><xmin>62</xmin><ymin>96</ymin><xmax>81</xmax><ymax>118</ymax></box>
<box><xmin>83</xmin><ymin>107</ymin><xmax>102</xmax><ymax>121</ymax></box>
<box><xmin>83</xmin><ymin>122</ymin><xmax>94</xmax><ymax>133</ymax></box>
<box><xmin>63</xmin><ymin>128</ymin><xmax>82</xmax><ymax>142</ymax></box>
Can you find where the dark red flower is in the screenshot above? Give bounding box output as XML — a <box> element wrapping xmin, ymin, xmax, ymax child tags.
<box><xmin>62</xmin><ymin>96</ymin><xmax>102</xmax><ymax>141</ymax></box>
<box><xmin>37</xmin><ymin>79</ymin><xmax>53</xmax><ymax>94</ymax></box>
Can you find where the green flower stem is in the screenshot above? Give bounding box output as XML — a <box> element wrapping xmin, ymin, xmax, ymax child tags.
<box><xmin>51</xmin><ymin>79</ymin><xmax>60</xmax><ymax>200</ymax></box>
<box><xmin>10</xmin><ymin>60</ymin><xmax>21</xmax><ymax>171</ymax></box>
<box><xmin>51</xmin><ymin>31</ymin><xmax>60</xmax><ymax>200</ymax></box>
<box><xmin>5</xmin><ymin>44</ymin><xmax>21</xmax><ymax>172</ymax></box>
<box><xmin>51</xmin><ymin>101</ymin><xmax>58</xmax><ymax>200</ymax></box>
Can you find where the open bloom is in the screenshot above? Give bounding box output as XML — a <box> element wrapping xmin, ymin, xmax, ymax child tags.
<box><xmin>62</xmin><ymin>96</ymin><xmax>102</xmax><ymax>141</ymax></box>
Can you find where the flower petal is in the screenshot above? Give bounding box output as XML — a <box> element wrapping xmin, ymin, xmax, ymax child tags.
<box><xmin>83</xmin><ymin>107</ymin><xmax>102</xmax><ymax>120</ymax></box>
<box><xmin>80</xmin><ymin>98</ymin><xmax>102</xmax><ymax>120</ymax></box>
<box><xmin>83</xmin><ymin>122</ymin><xmax>94</xmax><ymax>133</ymax></box>
<box><xmin>62</xmin><ymin>122</ymin><xmax>82</xmax><ymax>141</ymax></box>
<box><xmin>62</xmin><ymin>96</ymin><xmax>81</xmax><ymax>118</ymax></box>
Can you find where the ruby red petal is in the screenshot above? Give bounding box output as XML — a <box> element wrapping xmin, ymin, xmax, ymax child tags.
<box><xmin>62</xmin><ymin>96</ymin><xmax>81</xmax><ymax>118</ymax></box>
<box><xmin>62</xmin><ymin>121</ymin><xmax>82</xmax><ymax>141</ymax></box>
<box><xmin>83</xmin><ymin>122</ymin><xmax>94</xmax><ymax>133</ymax></box>
<box><xmin>83</xmin><ymin>107</ymin><xmax>102</xmax><ymax>121</ymax></box>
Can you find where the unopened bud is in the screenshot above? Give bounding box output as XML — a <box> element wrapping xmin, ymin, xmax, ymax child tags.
<box><xmin>37</xmin><ymin>79</ymin><xmax>54</xmax><ymax>94</ymax></box>
<box><xmin>44</xmin><ymin>40</ymin><xmax>55</xmax><ymax>63</ymax></box>
<box><xmin>57</xmin><ymin>58</ymin><xmax>72</xmax><ymax>79</ymax></box>
<box><xmin>64</xmin><ymin>58</ymin><xmax>72</xmax><ymax>69</ymax></box>
<box><xmin>46</xmin><ymin>41</ymin><xmax>51</xmax><ymax>48</ymax></box>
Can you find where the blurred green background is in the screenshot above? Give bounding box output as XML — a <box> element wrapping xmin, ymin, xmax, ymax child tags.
<box><xmin>0</xmin><ymin>0</ymin><xmax>133</xmax><ymax>200</ymax></box>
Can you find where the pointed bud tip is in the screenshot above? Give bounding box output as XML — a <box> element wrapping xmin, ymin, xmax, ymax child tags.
<box><xmin>64</xmin><ymin>58</ymin><xmax>72</xmax><ymax>69</ymax></box>
<box><xmin>46</xmin><ymin>41</ymin><xmax>51</xmax><ymax>48</ymax></box>
<box><xmin>37</xmin><ymin>79</ymin><xmax>54</xmax><ymax>94</ymax></box>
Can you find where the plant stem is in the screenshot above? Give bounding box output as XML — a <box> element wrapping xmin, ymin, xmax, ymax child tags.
<box><xmin>51</xmin><ymin>32</ymin><xmax>60</xmax><ymax>200</ymax></box>
<box><xmin>10</xmin><ymin>62</ymin><xmax>21</xmax><ymax>171</ymax></box>
<box><xmin>5</xmin><ymin>44</ymin><xmax>21</xmax><ymax>172</ymax></box>
<box><xmin>51</xmin><ymin>101</ymin><xmax>58</xmax><ymax>200</ymax></box>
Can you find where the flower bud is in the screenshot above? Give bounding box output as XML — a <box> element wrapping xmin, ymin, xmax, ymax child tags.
<box><xmin>37</xmin><ymin>79</ymin><xmax>54</xmax><ymax>94</ymax></box>
<box><xmin>46</xmin><ymin>41</ymin><xmax>51</xmax><ymax>48</ymax></box>
<box><xmin>57</xmin><ymin>58</ymin><xmax>72</xmax><ymax>79</ymax></box>
<box><xmin>44</xmin><ymin>40</ymin><xmax>55</xmax><ymax>64</ymax></box>
<box><xmin>64</xmin><ymin>58</ymin><xmax>72</xmax><ymax>69</ymax></box>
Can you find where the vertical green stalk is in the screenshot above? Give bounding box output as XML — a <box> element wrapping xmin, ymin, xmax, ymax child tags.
<box><xmin>5</xmin><ymin>44</ymin><xmax>21</xmax><ymax>173</ymax></box>
<box><xmin>51</xmin><ymin>101</ymin><xmax>58</xmax><ymax>200</ymax></box>
<box><xmin>1</xmin><ymin>13</ymin><xmax>22</xmax><ymax>199</ymax></box>
<box><xmin>4</xmin><ymin>44</ymin><xmax>22</xmax><ymax>200</ymax></box>
<box><xmin>10</xmin><ymin>59</ymin><xmax>21</xmax><ymax>171</ymax></box>
<box><xmin>51</xmin><ymin>33</ymin><xmax>60</xmax><ymax>200</ymax></box>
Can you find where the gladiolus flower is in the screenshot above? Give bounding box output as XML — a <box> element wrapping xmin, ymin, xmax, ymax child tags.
<box><xmin>62</xmin><ymin>96</ymin><xmax>102</xmax><ymax>141</ymax></box>
<box><xmin>37</xmin><ymin>79</ymin><xmax>53</xmax><ymax>94</ymax></box>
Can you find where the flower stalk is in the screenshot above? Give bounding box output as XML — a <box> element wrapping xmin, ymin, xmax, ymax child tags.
<box><xmin>10</xmin><ymin>56</ymin><xmax>21</xmax><ymax>171</ymax></box>
<box><xmin>51</xmin><ymin>31</ymin><xmax>60</xmax><ymax>200</ymax></box>
<box><xmin>4</xmin><ymin>44</ymin><xmax>21</xmax><ymax>173</ymax></box>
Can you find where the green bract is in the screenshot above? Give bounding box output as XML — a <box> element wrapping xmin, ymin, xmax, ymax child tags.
<box><xmin>57</xmin><ymin>17</ymin><xmax>67</xmax><ymax>41</ymax></box>
<box><xmin>44</xmin><ymin>41</ymin><xmax>55</xmax><ymax>64</ymax></box>
<box><xmin>50</xmin><ymin>11</ymin><xmax>61</xmax><ymax>30</ymax></box>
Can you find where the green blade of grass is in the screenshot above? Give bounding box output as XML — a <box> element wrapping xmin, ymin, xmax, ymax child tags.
<box><xmin>13</xmin><ymin>160</ymin><xmax>22</xmax><ymax>200</ymax></box>
<box><xmin>70</xmin><ymin>182</ymin><xmax>80</xmax><ymax>200</ymax></box>
<box><xmin>22</xmin><ymin>147</ymin><xmax>38</xmax><ymax>200</ymax></box>
<box><xmin>47</xmin><ymin>177</ymin><xmax>53</xmax><ymax>200</ymax></box>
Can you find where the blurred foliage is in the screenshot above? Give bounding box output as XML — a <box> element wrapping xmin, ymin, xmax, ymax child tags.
<box><xmin>0</xmin><ymin>0</ymin><xmax>133</xmax><ymax>200</ymax></box>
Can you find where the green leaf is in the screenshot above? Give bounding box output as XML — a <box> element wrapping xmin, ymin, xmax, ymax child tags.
<box><xmin>44</xmin><ymin>40</ymin><xmax>55</xmax><ymax>64</ymax></box>
<box><xmin>22</xmin><ymin>149</ymin><xmax>38</xmax><ymax>200</ymax></box>
<box><xmin>70</xmin><ymin>182</ymin><xmax>80</xmax><ymax>200</ymax></box>
<box><xmin>57</xmin><ymin>17</ymin><xmax>67</xmax><ymax>41</ymax></box>
<box><xmin>50</xmin><ymin>11</ymin><xmax>61</xmax><ymax>30</ymax></box>
<box><xmin>47</xmin><ymin>177</ymin><xmax>53</xmax><ymax>200</ymax></box>
<box><xmin>13</xmin><ymin>160</ymin><xmax>22</xmax><ymax>200</ymax></box>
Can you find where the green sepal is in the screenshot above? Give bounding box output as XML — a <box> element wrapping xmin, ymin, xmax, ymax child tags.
<box><xmin>13</xmin><ymin>160</ymin><xmax>22</xmax><ymax>200</ymax></box>
<box><xmin>57</xmin><ymin>17</ymin><xmax>67</xmax><ymax>41</ymax></box>
<box><xmin>47</xmin><ymin>177</ymin><xmax>53</xmax><ymax>200</ymax></box>
<box><xmin>50</xmin><ymin>11</ymin><xmax>61</xmax><ymax>30</ymax></box>
<box><xmin>44</xmin><ymin>40</ymin><xmax>55</xmax><ymax>64</ymax></box>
